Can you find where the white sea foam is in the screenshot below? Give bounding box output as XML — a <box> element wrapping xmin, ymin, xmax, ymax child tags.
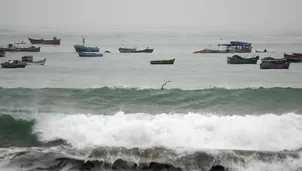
<box><xmin>33</xmin><ymin>112</ymin><xmax>302</xmax><ymax>151</ymax></box>
<box><xmin>233</xmin><ymin>153</ymin><xmax>302</xmax><ymax>171</ymax></box>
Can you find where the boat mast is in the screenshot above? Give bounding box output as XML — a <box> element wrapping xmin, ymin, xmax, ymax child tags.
<box><xmin>82</xmin><ymin>35</ymin><xmax>85</xmax><ymax>46</ymax></box>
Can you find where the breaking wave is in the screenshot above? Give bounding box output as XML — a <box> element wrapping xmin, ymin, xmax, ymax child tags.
<box><xmin>1</xmin><ymin>112</ymin><xmax>302</xmax><ymax>151</ymax></box>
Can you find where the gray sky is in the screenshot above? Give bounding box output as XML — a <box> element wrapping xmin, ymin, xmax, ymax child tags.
<box><xmin>1</xmin><ymin>0</ymin><xmax>301</xmax><ymax>33</ymax></box>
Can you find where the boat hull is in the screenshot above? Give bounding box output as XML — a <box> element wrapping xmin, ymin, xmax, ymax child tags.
<box><xmin>286</xmin><ymin>58</ymin><xmax>302</xmax><ymax>62</ymax></box>
<box><xmin>28</xmin><ymin>37</ymin><xmax>61</xmax><ymax>45</ymax></box>
<box><xmin>227</xmin><ymin>55</ymin><xmax>259</xmax><ymax>64</ymax></box>
<box><xmin>150</xmin><ymin>59</ymin><xmax>175</xmax><ymax>65</ymax></box>
<box><xmin>284</xmin><ymin>53</ymin><xmax>302</xmax><ymax>63</ymax></box>
<box><xmin>78</xmin><ymin>52</ymin><xmax>103</xmax><ymax>57</ymax></box>
<box><xmin>74</xmin><ymin>45</ymin><xmax>100</xmax><ymax>52</ymax></box>
<box><xmin>0</xmin><ymin>51</ymin><xmax>5</xmax><ymax>57</ymax></box>
<box><xmin>118</xmin><ymin>48</ymin><xmax>154</xmax><ymax>53</ymax></box>
<box><xmin>0</xmin><ymin>47</ymin><xmax>40</xmax><ymax>52</ymax></box>
<box><xmin>227</xmin><ymin>57</ymin><xmax>259</xmax><ymax>64</ymax></box>
<box><xmin>0</xmin><ymin>48</ymin><xmax>22</xmax><ymax>52</ymax></box>
<box><xmin>260</xmin><ymin>62</ymin><xmax>290</xmax><ymax>69</ymax></box>
<box><xmin>194</xmin><ymin>49</ymin><xmax>251</xmax><ymax>54</ymax></box>
<box><xmin>194</xmin><ymin>49</ymin><xmax>228</xmax><ymax>54</ymax></box>
<box><xmin>21</xmin><ymin>47</ymin><xmax>40</xmax><ymax>52</ymax></box>
<box><xmin>22</xmin><ymin>58</ymin><xmax>46</xmax><ymax>65</ymax></box>
<box><xmin>1</xmin><ymin>62</ymin><xmax>27</xmax><ymax>68</ymax></box>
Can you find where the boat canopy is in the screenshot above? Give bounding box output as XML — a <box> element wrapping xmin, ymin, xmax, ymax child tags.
<box><xmin>218</xmin><ymin>41</ymin><xmax>252</xmax><ymax>47</ymax></box>
<box><xmin>230</xmin><ymin>41</ymin><xmax>252</xmax><ymax>46</ymax></box>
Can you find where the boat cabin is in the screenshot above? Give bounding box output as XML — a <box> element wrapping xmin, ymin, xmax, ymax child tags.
<box><xmin>218</xmin><ymin>41</ymin><xmax>252</xmax><ymax>53</ymax></box>
<box><xmin>22</xmin><ymin>56</ymin><xmax>33</xmax><ymax>62</ymax></box>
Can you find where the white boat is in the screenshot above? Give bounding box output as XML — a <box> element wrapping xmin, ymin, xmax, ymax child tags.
<box><xmin>21</xmin><ymin>56</ymin><xmax>46</xmax><ymax>65</ymax></box>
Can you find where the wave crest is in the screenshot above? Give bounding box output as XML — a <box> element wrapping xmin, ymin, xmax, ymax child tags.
<box><xmin>0</xmin><ymin>87</ymin><xmax>302</xmax><ymax>114</ymax></box>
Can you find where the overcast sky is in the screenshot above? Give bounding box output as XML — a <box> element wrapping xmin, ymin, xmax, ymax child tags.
<box><xmin>1</xmin><ymin>0</ymin><xmax>301</xmax><ymax>33</ymax></box>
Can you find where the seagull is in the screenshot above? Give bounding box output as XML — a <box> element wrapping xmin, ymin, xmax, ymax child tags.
<box><xmin>161</xmin><ymin>81</ymin><xmax>172</xmax><ymax>90</ymax></box>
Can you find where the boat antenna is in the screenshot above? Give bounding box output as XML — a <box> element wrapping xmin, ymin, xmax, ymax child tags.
<box><xmin>161</xmin><ymin>81</ymin><xmax>172</xmax><ymax>90</ymax></box>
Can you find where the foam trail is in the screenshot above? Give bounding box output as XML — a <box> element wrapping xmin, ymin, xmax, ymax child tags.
<box><xmin>234</xmin><ymin>155</ymin><xmax>302</xmax><ymax>171</ymax></box>
<box><xmin>33</xmin><ymin>112</ymin><xmax>302</xmax><ymax>151</ymax></box>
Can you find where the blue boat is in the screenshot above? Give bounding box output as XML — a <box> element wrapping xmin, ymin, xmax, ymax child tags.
<box><xmin>74</xmin><ymin>36</ymin><xmax>100</xmax><ymax>52</ymax></box>
<box><xmin>230</xmin><ymin>41</ymin><xmax>252</xmax><ymax>47</ymax></box>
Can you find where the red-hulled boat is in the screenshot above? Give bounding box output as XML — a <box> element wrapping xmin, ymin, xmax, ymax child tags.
<box><xmin>28</xmin><ymin>37</ymin><xmax>61</xmax><ymax>45</ymax></box>
<box><xmin>284</xmin><ymin>53</ymin><xmax>302</xmax><ymax>62</ymax></box>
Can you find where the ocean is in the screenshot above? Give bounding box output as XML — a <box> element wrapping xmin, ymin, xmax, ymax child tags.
<box><xmin>0</xmin><ymin>28</ymin><xmax>302</xmax><ymax>171</ymax></box>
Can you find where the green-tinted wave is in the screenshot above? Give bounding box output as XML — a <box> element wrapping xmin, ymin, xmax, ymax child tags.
<box><xmin>0</xmin><ymin>87</ymin><xmax>301</xmax><ymax>114</ymax></box>
<box><xmin>0</xmin><ymin>114</ymin><xmax>37</xmax><ymax>147</ymax></box>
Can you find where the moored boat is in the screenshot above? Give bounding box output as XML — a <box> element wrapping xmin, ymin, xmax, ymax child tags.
<box><xmin>284</xmin><ymin>53</ymin><xmax>302</xmax><ymax>62</ymax></box>
<box><xmin>0</xmin><ymin>44</ymin><xmax>40</xmax><ymax>52</ymax></box>
<box><xmin>227</xmin><ymin>55</ymin><xmax>259</xmax><ymax>64</ymax></box>
<box><xmin>28</xmin><ymin>37</ymin><xmax>61</xmax><ymax>45</ymax></box>
<box><xmin>260</xmin><ymin>59</ymin><xmax>290</xmax><ymax>69</ymax></box>
<box><xmin>118</xmin><ymin>47</ymin><xmax>154</xmax><ymax>53</ymax></box>
<box><xmin>193</xmin><ymin>49</ymin><xmax>227</xmax><ymax>54</ymax></box>
<box><xmin>78</xmin><ymin>52</ymin><xmax>103</xmax><ymax>57</ymax></box>
<box><xmin>150</xmin><ymin>58</ymin><xmax>175</xmax><ymax>65</ymax></box>
<box><xmin>1</xmin><ymin>60</ymin><xmax>27</xmax><ymax>68</ymax></box>
<box><xmin>194</xmin><ymin>41</ymin><xmax>252</xmax><ymax>54</ymax></box>
<box><xmin>21</xmin><ymin>56</ymin><xmax>46</xmax><ymax>65</ymax></box>
<box><xmin>74</xmin><ymin>36</ymin><xmax>99</xmax><ymax>52</ymax></box>
<box><xmin>0</xmin><ymin>51</ymin><xmax>5</xmax><ymax>57</ymax></box>
<box><xmin>0</xmin><ymin>44</ymin><xmax>21</xmax><ymax>52</ymax></box>
<box><xmin>21</xmin><ymin>46</ymin><xmax>41</xmax><ymax>52</ymax></box>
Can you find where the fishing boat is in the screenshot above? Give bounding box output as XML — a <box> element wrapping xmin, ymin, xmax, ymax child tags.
<box><xmin>28</xmin><ymin>37</ymin><xmax>61</xmax><ymax>45</ymax></box>
<box><xmin>1</xmin><ymin>60</ymin><xmax>27</xmax><ymax>68</ymax></box>
<box><xmin>0</xmin><ymin>51</ymin><xmax>5</xmax><ymax>57</ymax></box>
<box><xmin>284</xmin><ymin>53</ymin><xmax>302</xmax><ymax>62</ymax></box>
<box><xmin>150</xmin><ymin>58</ymin><xmax>175</xmax><ymax>65</ymax></box>
<box><xmin>21</xmin><ymin>56</ymin><xmax>46</xmax><ymax>65</ymax></box>
<box><xmin>74</xmin><ymin>36</ymin><xmax>99</xmax><ymax>52</ymax></box>
<box><xmin>194</xmin><ymin>41</ymin><xmax>252</xmax><ymax>54</ymax></box>
<box><xmin>78</xmin><ymin>52</ymin><xmax>103</xmax><ymax>57</ymax></box>
<box><xmin>118</xmin><ymin>47</ymin><xmax>154</xmax><ymax>53</ymax></box>
<box><xmin>20</xmin><ymin>46</ymin><xmax>41</xmax><ymax>52</ymax></box>
<box><xmin>0</xmin><ymin>44</ymin><xmax>21</xmax><ymax>52</ymax></box>
<box><xmin>227</xmin><ymin>55</ymin><xmax>259</xmax><ymax>64</ymax></box>
<box><xmin>0</xmin><ymin>44</ymin><xmax>40</xmax><ymax>52</ymax></box>
<box><xmin>260</xmin><ymin>58</ymin><xmax>290</xmax><ymax>69</ymax></box>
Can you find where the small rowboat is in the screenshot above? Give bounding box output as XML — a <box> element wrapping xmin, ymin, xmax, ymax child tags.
<box><xmin>227</xmin><ymin>55</ymin><xmax>259</xmax><ymax>64</ymax></box>
<box><xmin>21</xmin><ymin>56</ymin><xmax>46</xmax><ymax>65</ymax></box>
<box><xmin>260</xmin><ymin>58</ymin><xmax>290</xmax><ymax>69</ymax></box>
<box><xmin>28</xmin><ymin>37</ymin><xmax>61</xmax><ymax>45</ymax></box>
<box><xmin>284</xmin><ymin>53</ymin><xmax>302</xmax><ymax>62</ymax></box>
<box><xmin>118</xmin><ymin>47</ymin><xmax>154</xmax><ymax>53</ymax></box>
<box><xmin>150</xmin><ymin>58</ymin><xmax>175</xmax><ymax>65</ymax></box>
